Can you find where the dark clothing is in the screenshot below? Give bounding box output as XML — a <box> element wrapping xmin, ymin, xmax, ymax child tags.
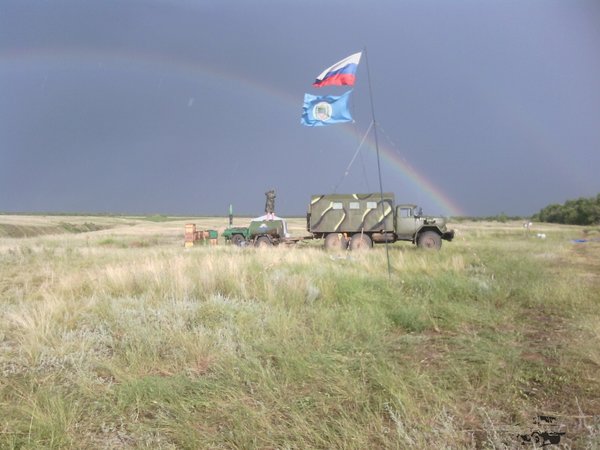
<box><xmin>265</xmin><ymin>190</ymin><xmax>276</xmax><ymax>214</ymax></box>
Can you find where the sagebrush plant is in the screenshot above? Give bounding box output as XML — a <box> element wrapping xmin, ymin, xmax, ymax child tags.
<box><xmin>0</xmin><ymin>216</ymin><xmax>598</xmax><ymax>448</ymax></box>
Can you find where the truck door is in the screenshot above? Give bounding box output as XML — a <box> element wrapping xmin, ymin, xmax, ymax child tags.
<box><xmin>395</xmin><ymin>206</ymin><xmax>417</xmax><ymax>239</ymax></box>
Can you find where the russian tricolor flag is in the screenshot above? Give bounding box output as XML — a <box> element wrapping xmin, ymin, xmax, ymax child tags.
<box><xmin>313</xmin><ymin>52</ymin><xmax>362</xmax><ymax>88</ymax></box>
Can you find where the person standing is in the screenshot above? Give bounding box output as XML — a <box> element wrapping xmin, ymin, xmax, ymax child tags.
<box><xmin>265</xmin><ymin>189</ymin><xmax>276</xmax><ymax>220</ymax></box>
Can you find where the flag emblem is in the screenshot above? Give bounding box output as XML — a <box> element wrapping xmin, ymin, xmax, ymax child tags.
<box><xmin>301</xmin><ymin>90</ymin><xmax>353</xmax><ymax>126</ymax></box>
<box><xmin>314</xmin><ymin>102</ymin><xmax>333</xmax><ymax>121</ymax></box>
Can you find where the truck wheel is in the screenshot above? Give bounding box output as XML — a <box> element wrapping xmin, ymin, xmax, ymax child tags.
<box><xmin>349</xmin><ymin>233</ymin><xmax>372</xmax><ymax>251</ymax></box>
<box><xmin>255</xmin><ymin>236</ymin><xmax>273</xmax><ymax>248</ymax></box>
<box><xmin>417</xmin><ymin>231</ymin><xmax>442</xmax><ymax>250</ymax></box>
<box><xmin>324</xmin><ymin>233</ymin><xmax>348</xmax><ymax>251</ymax></box>
<box><xmin>231</xmin><ymin>234</ymin><xmax>245</xmax><ymax>247</ymax></box>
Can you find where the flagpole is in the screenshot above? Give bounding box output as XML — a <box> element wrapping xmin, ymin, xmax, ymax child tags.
<box><xmin>364</xmin><ymin>47</ymin><xmax>392</xmax><ymax>279</ymax></box>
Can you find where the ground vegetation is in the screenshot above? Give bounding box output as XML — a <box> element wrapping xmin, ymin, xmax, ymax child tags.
<box><xmin>0</xmin><ymin>216</ymin><xmax>598</xmax><ymax>448</ymax></box>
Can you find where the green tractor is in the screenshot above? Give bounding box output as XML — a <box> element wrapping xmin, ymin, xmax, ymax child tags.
<box><xmin>221</xmin><ymin>226</ymin><xmax>250</xmax><ymax>247</ymax></box>
<box><xmin>222</xmin><ymin>216</ymin><xmax>290</xmax><ymax>247</ymax></box>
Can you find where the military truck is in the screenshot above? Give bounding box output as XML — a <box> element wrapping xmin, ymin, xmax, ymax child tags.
<box><xmin>308</xmin><ymin>193</ymin><xmax>454</xmax><ymax>250</ymax></box>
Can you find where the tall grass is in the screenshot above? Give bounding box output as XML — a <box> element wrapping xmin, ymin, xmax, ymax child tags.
<box><xmin>0</xmin><ymin>217</ymin><xmax>598</xmax><ymax>448</ymax></box>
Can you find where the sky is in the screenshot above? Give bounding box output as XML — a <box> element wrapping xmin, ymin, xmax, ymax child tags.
<box><xmin>1</xmin><ymin>0</ymin><xmax>599</xmax><ymax>217</ymax></box>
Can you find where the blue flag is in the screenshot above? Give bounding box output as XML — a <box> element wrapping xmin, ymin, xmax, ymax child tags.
<box><xmin>301</xmin><ymin>90</ymin><xmax>353</xmax><ymax>127</ymax></box>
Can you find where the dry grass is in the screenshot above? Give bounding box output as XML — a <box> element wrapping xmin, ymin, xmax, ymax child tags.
<box><xmin>0</xmin><ymin>215</ymin><xmax>599</xmax><ymax>448</ymax></box>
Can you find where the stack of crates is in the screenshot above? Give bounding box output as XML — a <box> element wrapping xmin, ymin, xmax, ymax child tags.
<box><xmin>184</xmin><ymin>224</ymin><xmax>218</xmax><ymax>247</ymax></box>
<box><xmin>184</xmin><ymin>224</ymin><xmax>197</xmax><ymax>248</ymax></box>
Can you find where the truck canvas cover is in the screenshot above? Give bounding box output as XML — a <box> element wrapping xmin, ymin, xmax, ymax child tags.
<box><xmin>308</xmin><ymin>193</ymin><xmax>395</xmax><ymax>233</ymax></box>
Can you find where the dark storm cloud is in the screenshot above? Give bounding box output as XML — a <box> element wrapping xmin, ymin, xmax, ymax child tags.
<box><xmin>1</xmin><ymin>0</ymin><xmax>599</xmax><ymax>216</ymax></box>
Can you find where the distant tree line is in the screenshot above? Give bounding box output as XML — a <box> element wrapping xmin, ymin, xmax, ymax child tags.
<box><xmin>533</xmin><ymin>194</ymin><xmax>600</xmax><ymax>225</ymax></box>
<box><xmin>452</xmin><ymin>213</ymin><xmax>526</xmax><ymax>223</ymax></box>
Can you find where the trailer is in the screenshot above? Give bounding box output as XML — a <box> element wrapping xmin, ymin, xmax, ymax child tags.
<box><xmin>222</xmin><ymin>215</ymin><xmax>313</xmax><ymax>247</ymax></box>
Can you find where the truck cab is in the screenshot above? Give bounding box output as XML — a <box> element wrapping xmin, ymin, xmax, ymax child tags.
<box><xmin>395</xmin><ymin>204</ymin><xmax>419</xmax><ymax>240</ymax></box>
<box><xmin>396</xmin><ymin>203</ymin><xmax>455</xmax><ymax>249</ymax></box>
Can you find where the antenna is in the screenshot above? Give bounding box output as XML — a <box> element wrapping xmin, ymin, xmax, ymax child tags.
<box><xmin>364</xmin><ymin>47</ymin><xmax>392</xmax><ymax>279</ymax></box>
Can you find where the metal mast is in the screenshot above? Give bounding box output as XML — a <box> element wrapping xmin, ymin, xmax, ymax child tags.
<box><xmin>364</xmin><ymin>47</ymin><xmax>392</xmax><ymax>278</ymax></box>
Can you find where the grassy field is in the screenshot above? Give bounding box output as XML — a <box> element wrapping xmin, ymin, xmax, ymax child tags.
<box><xmin>0</xmin><ymin>215</ymin><xmax>599</xmax><ymax>449</ymax></box>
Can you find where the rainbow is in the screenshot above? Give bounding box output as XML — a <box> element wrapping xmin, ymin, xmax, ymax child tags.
<box><xmin>342</xmin><ymin>126</ymin><xmax>465</xmax><ymax>216</ymax></box>
<box><xmin>1</xmin><ymin>46</ymin><xmax>465</xmax><ymax>216</ymax></box>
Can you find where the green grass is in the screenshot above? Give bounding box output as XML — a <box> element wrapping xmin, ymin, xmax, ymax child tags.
<box><xmin>0</xmin><ymin>217</ymin><xmax>599</xmax><ymax>448</ymax></box>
